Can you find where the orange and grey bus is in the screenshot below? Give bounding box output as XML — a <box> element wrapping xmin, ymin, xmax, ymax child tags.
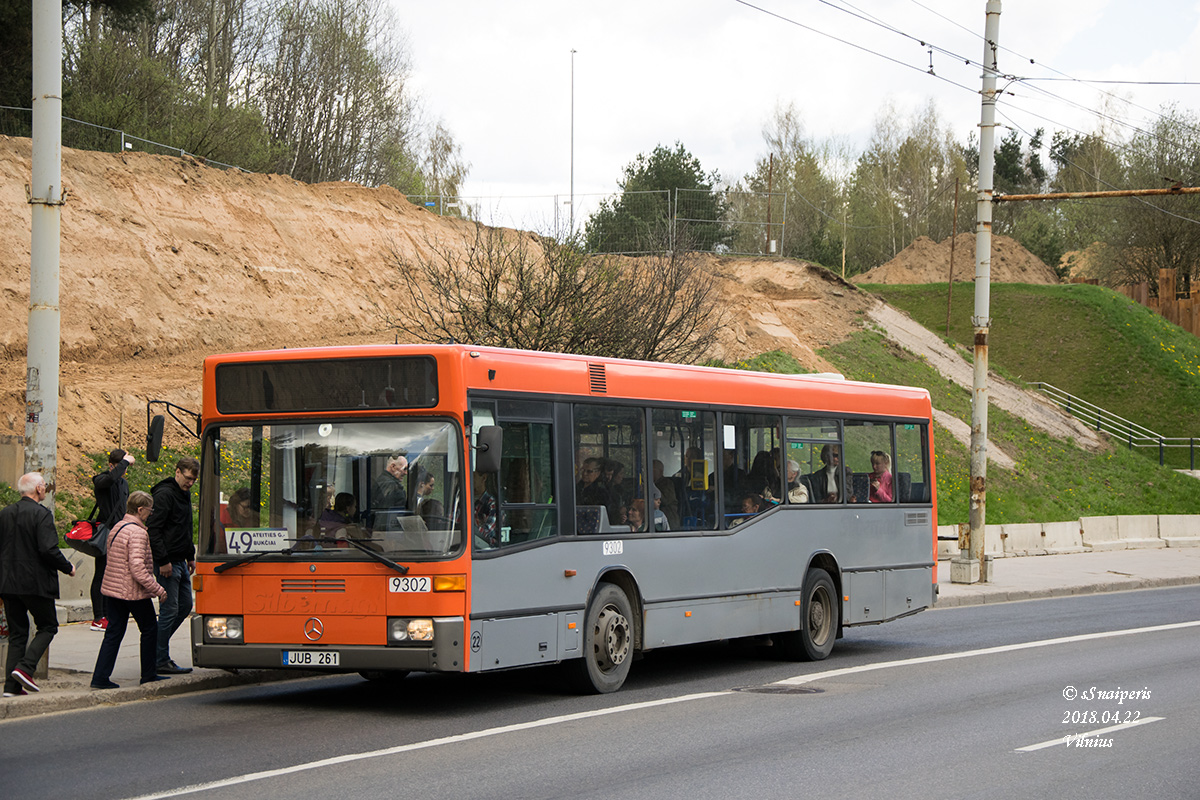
<box><xmin>179</xmin><ymin>344</ymin><xmax>937</xmax><ymax>692</ymax></box>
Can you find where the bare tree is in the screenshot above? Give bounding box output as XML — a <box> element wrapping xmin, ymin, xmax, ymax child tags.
<box><xmin>378</xmin><ymin>226</ymin><xmax>723</xmax><ymax>363</ymax></box>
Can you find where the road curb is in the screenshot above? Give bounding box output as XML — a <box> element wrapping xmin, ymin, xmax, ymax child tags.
<box><xmin>934</xmin><ymin>574</ymin><xmax>1200</xmax><ymax>608</ymax></box>
<box><xmin>0</xmin><ymin>668</ymin><xmax>322</xmax><ymax>721</ymax></box>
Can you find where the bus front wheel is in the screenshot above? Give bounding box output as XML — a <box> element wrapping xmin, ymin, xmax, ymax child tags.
<box><xmin>569</xmin><ymin>582</ymin><xmax>634</xmax><ymax>694</ymax></box>
<box><xmin>779</xmin><ymin>568</ymin><xmax>837</xmax><ymax>661</ymax></box>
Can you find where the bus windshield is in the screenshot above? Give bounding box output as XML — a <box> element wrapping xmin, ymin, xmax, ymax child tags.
<box><xmin>199</xmin><ymin>419</ymin><xmax>465</xmax><ymax>560</ymax></box>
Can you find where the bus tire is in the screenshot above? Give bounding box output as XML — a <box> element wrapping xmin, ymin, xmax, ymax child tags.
<box><xmin>358</xmin><ymin>670</ymin><xmax>409</xmax><ymax>684</ymax></box>
<box><xmin>778</xmin><ymin>568</ymin><xmax>837</xmax><ymax>662</ymax></box>
<box><xmin>569</xmin><ymin>582</ymin><xmax>634</xmax><ymax>694</ymax></box>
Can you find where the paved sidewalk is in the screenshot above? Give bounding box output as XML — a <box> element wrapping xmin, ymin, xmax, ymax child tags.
<box><xmin>3</xmin><ymin>547</ymin><xmax>1199</xmax><ymax>721</ymax></box>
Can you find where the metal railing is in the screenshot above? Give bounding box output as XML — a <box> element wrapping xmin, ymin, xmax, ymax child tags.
<box><xmin>1028</xmin><ymin>381</ymin><xmax>1198</xmax><ymax>468</ymax></box>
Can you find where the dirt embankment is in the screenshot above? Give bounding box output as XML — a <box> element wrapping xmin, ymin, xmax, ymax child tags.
<box><xmin>854</xmin><ymin>233</ymin><xmax>1059</xmax><ymax>285</ymax></box>
<box><xmin>1</xmin><ymin>136</ymin><xmax>878</xmax><ymax>495</ymax></box>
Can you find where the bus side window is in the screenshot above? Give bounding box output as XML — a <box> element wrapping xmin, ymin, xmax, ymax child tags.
<box><xmin>844</xmin><ymin>421</ymin><xmax>895</xmax><ymax>504</ymax></box>
<box><xmin>573</xmin><ymin>403</ymin><xmax>645</xmax><ymax>532</ymax></box>
<box><xmin>895</xmin><ymin>423</ymin><xmax>930</xmax><ymax>503</ymax></box>
<box><xmin>651</xmin><ymin>408</ymin><xmax>716</xmax><ymax>531</ymax></box>
<box><xmin>497</xmin><ymin>420</ymin><xmax>557</xmax><ymax>545</ymax></box>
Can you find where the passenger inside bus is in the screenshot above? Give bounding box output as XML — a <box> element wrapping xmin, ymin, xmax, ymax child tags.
<box><xmin>652</xmin><ymin>460</ymin><xmax>679</xmax><ymax>530</ymax></box>
<box><xmin>808</xmin><ymin>444</ymin><xmax>843</xmax><ymax>503</ymax></box>
<box><xmin>785</xmin><ymin>459</ymin><xmax>810</xmax><ymax>504</ymax></box>
<box><xmin>731</xmin><ymin>493</ymin><xmax>769</xmax><ymax>526</ymax></box>
<box><xmin>319</xmin><ymin>492</ymin><xmax>359</xmax><ymax>542</ymax></box>
<box><xmin>625</xmin><ymin>499</ymin><xmax>645</xmax><ymax>532</ymax></box>
<box><xmin>869</xmin><ymin>451</ymin><xmax>894</xmax><ymax>503</ymax></box>
<box><xmin>413</xmin><ymin>468</ymin><xmax>436</xmax><ymax>512</ymax></box>
<box><xmin>371</xmin><ymin>455</ymin><xmax>408</xmax><ymax>513</ymax></box>
<box><xmin>576</xmin><ymin>457</ymin><xmax>612</xmax><ymax>513</ymax></box>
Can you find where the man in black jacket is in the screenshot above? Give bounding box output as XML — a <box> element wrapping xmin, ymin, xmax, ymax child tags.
<box><xmin>1</xmin><ymin>472</ymin><xmax>75</xmax><ymax>695</ymax></box>
<box><xmin>89</xmin><ymin>448</ymin><xmax>135</xmax><ymax>631</ymax></box>
<box><xmin>147</xmin><ymin>456</ymin><xmax>199</xmax><ymax>675</ymax></box>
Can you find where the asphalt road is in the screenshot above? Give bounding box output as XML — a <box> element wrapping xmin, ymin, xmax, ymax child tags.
<box><xmin>4</xmin><ymin>586</ymin><xmax>1199</xmax><ymax>800</ymax></box>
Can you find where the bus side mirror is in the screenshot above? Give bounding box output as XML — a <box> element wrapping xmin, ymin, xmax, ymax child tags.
<box><xmin>474</xmin><ymin>425</ymin><xmax>502</xmax><ymax>473</ymax></box>
<box><xmin>146</xmin><ymin>414</ymin><xmax>165</xmax><ymax>462</ymax></box>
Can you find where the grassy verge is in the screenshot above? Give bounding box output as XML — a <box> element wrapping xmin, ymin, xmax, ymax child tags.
<box><xmin>862</xmin><ymin>282</ymin><xmax>1200</xmax><ymax>471</ymax></box>
<box><xmin>822</xmin><ymin>329</ymin><xmax>1200</xmax><ymax>525</ymax></box>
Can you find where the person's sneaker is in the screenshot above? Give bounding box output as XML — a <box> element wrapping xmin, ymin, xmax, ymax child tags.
<box><xmin>11</xmin><ymin>668</ymin><xmax>40</xmax><ymax>693</ymax></box>
<box><xmin>90</xmin><ymin>680</ymin><xmax>120</xmax><ymax>690</ymax></box>
<box><xmin>90</xmin><ymin>618</ymin><xmax>108</xmax><ymax>632</ymax></box>
<box><xmin>3</xmin><ymin>687</ymin><xmax>28</xmax><ymax>698</ymax></box>
<box><xmin>156</xmin><ymin>661</ymin><xmax>193</xmax><ymax>675</ymax></box>
<box><xmin>140</xmin><ymin>675</ymin><xmax>170</xmax><ymax>685</ymax></box>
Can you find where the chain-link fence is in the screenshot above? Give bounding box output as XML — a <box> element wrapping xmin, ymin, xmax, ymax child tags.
<box><xmin>1</xmin><ymin>106</ymin><xmax>247</xmax><ymax>171</ymax></box>
<box><xmin>410</xmin><ymin>188</ymin><xmax>786</xmax><ymax>257</ymax></box>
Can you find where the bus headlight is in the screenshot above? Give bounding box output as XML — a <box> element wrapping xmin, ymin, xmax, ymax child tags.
<box><xmin>205</xmin><ymin>616</ymin><xmax>244</xmax><ymax>643</ymax></box>
<box><xmin>388</xmin><ymin>617</ymin><xmax>435</xmax><ymax>645</ymax></box>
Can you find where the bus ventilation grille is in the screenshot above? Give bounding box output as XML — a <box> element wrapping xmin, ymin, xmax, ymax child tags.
<box><xmin>588</xmin><ymin>363</ymin><xmax>607</xmax><ymax>393</ymax></box>
<box><xmin>905</xmin><ymin>512</ymin><xmax>929</xmax><ymax>527</ymax></box>
<box><xmin>280</xmin><ymin>578</ymin><xmax>346</xmax><ymax>593</ymax></box>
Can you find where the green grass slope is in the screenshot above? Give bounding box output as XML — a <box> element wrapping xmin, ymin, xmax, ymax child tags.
<box><xmin>863</xmin><ymin>282</ymin><xmax>1200</xmax><ymax>469</ymax></box>
<box><xmin>820</xmin><ymin>329</ymin><xmax>1200</xmax><ymax>526</ymax></box>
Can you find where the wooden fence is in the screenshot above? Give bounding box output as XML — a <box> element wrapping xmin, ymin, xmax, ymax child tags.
<box><xmin>1115</xmin><ymin>268</ymin><xmax>1200</xmax><ymax>336</ymax></box>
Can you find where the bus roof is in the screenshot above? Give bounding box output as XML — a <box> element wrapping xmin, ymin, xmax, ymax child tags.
<box><xmin>203</xmin><ymin>343</ymin><xmax>931</xmax><ymax>421</ymax></box>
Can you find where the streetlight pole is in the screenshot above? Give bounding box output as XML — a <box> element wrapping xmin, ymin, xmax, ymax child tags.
<box><xmin>570</xmin><ymin>48</ymin><xmax>576</xmax><ymax>236</ymax></box>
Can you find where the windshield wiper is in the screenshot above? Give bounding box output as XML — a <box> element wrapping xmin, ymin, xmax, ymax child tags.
<box><xmin>214</xmin><ymin>547</ymin><xmax>294</xmax><ymax>573</ymax></box>
<box><xmin>314</xmin><ymin>536</ymin><xmax>409</xmax><ymax>574</ymax></box>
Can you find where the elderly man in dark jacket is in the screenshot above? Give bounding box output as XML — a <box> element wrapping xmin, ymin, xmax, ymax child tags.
<box><xmin>1</xmin><ymin>472</ymin><xmax>75</xmax><ymax>695</ymax></box>
<box><xmin>147</xmin><ymin>456</ymin><xmax>199</xmax><ymax>675</ymax></box>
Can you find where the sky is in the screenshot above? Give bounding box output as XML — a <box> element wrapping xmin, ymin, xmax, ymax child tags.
<box><xmin>395</xmin><ymin>1</ymin><xmax>1200</xmax><ymax>230</ymax></box>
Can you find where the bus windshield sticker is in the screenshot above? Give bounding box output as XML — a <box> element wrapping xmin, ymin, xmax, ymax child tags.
<box><xmin>603</xmin><ymin>540</ymin><xmax>623</xmax><ymax>556</ymax></box>
<box><xmin>226</xmin><ymin>528</ymin><xmax>289</xmax><ymax>554</ymax></box>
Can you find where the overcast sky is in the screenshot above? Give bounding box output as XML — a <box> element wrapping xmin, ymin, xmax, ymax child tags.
<box><xmin>396</xmin><ymin>1</ymin><xmax>1200</xmax><ymax>229</ymax></box>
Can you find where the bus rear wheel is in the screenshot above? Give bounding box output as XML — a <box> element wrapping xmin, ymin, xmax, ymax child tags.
<box><xmin>779</xmin><ymin>567</ymin><xmax>837</xmax><ymax>662</ymax></box>
<box><xmin>569</xmin><ymin>582</ymin><xmax>634</xmax><ymax>694</ymax></box>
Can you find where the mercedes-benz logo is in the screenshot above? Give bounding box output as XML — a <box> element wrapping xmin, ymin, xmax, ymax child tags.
<box><xmin>303</xmin><ymin>617</ymin><xmax>324</xmax><ymax>641</ymax></box>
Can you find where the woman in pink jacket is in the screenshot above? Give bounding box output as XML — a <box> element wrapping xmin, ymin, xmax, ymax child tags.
<box><xmin>90</xmin><ymin>491</ymin><xmax>169</xmax><ymax>689</ymax></box>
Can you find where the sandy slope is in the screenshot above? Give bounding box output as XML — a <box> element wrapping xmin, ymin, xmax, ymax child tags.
<box><xmin>1</xmin><ymin>137</ymin><xmax>884</xmax><ymax>494</ymax></box>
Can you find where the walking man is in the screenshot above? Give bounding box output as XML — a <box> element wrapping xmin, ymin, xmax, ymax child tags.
<box><xmin>1</xmin><ymin>472</ymin><xmax>76</xmax><ymax>695</ymax></box>
<box><xmin>147</xmin><ymin>456</ymin><xmax>198</xmax><ymax>675</ymax></box>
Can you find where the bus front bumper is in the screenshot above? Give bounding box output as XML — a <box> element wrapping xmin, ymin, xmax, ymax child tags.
<box><xmin>190</xmin><ymin>616</ymin><xmax>466</xmax><ymax>673</ymax></box>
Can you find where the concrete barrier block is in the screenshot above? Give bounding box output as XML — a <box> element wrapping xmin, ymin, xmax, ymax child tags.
<box><xmin>1117</xmin><ymin>515</ymin><xmax>1166</xmax><ymax>549</ymax></box>
<box><xmin>985</xmin><ymin>524</ymin><xmax>1004</xmax><ymax>556</ymax></box>
<box><xmin>1001</xmin><ymin>522</ymin><xmax>1046</xmax><ymax>556</ymax></box>
<box><xmin>1159</xmin><ymin>515</ymin><xmax>1200</xmax><ymax>547</ymax></box>
<box><xmin>937</xmin><ymin>525</ymin><xmax>960</xmax><ymax>561</ymax></box>
<box><xmin>1080</xmin><ymin>516</ymin><xmax>1124</xmax><ymax>550</ymax></box>
<box><xmin>1041</xmin><ymin>521</ymin><xmax>1085</xmax><ymax>554</ymax></box>
<box><xmin>59</xmin><ymin>549</ymin><xmax>92</xmax><ymax>600</ymax></box>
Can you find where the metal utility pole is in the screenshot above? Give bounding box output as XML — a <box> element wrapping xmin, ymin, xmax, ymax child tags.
<box><xmin>953</xmin><ymin>0</ymin><xmax>1001</xmax><ymax>585</ymax></box>
<box><xmin>570</xmin><ymin>48</ymin><xmax>576</xmax><ymax>236</ymax></box>
<box><xmin>26</xmin><ymin>0</ymin><xmax>63</xmax><ymax>505</ymax></box>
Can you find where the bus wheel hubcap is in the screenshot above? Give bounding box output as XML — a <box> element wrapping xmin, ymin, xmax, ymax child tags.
<box><xmin>596</xmin><ymin>605</ymin><xmax>630</xmax><ymax>670</ymax></box>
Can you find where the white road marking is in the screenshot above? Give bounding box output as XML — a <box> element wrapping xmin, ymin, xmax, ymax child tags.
<box><xmin>772</xmin><ymin>619</ymin><xmax>1200</xmax><ymax>687</ymax></box>
<box><xmin>124</xmin><ymin>619</ymin><xmax>1200</xmax><ymax>799</ymax></box>
<box><xmin>1015</xmin><ymin>716</ymin><xmax>1165</xmax><ymax>752</ymax></box>
<box><xmin>124</xmin><ymin>691</ymin><xmax>729</xmax><ymax>799</ymax></box>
